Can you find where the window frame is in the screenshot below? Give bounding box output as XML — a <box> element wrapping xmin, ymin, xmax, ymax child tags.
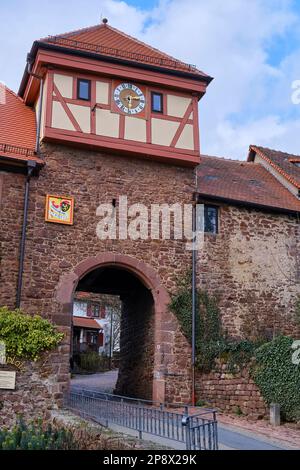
<box><xmin>77</xmin><ymin>78</ymin><xmax>91</xmax><ymax>101</ymax></box>
<box><xmin>204</xmin><ymin>204</ymin><xmax>219</xmax><ymax>235</ymax></box>
<box><xmin>92</xmin><ymin>304</ymin><xmax>100</xmax><ymax>318</ymax></box>
<box><xmin>151</xmin><ymin>92</ymin><xmax>163</xmax><ymax>114</ymax></box>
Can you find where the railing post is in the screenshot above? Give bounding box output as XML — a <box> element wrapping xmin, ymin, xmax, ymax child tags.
<box><xmin>213</xmin><ymin>412</ymin><xmax>219</xmax><ymax>450</ymax></box>
<box><xmin>138</xmin><ymin>406</ymin><xmax>142</xmax><ymax>440</ymax></box>
<box><xmin>105</xmin><ymin>396</ymin><xmax>109</xmax><ymax>427</ymax></box>
<box><xmin>182</xmin><ymin>415</ymin><xmax>191</xmax><ymax>450</ymax></box>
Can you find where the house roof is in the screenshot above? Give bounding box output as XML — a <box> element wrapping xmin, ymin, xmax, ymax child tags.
<box><xmin>38</xmin><ymin>21</ymin><xmax>212</xmax><ymax>81</ymax></box>
<box><xmin>73</xmin><ymin>316</ymin><xmax>103</xmax><ymax>330</ymax></box>
<box><xmin>197</xmin><ymin>155</ymin><xmax>300</xmax><ymax>214</ymax></box>
<box><xmin>248</xmin><ymin>145</ymin><xmax>300</xmax><ymax>189</ymax></box>
<box><xmin>0</xmin><ymin>86</ymin><xmax>43</xmax><ymax>166</ymax></box>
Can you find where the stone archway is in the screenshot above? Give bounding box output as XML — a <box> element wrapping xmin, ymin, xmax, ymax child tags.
<box><xmin>56</xmin><ymin>253</ymin><xmax>172</xmax><ymax>402</ymax></box>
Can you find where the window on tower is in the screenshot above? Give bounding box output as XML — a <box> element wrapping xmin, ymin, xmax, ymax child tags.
<box><xmin>77</xmin><ymin>79</ymin><xmax>91</xmax><ymax>101</ymax></box>
<box><xmin>151</xmin><ymin>92</ymin><xmax>163</xmax><ymax>113</ymax></box>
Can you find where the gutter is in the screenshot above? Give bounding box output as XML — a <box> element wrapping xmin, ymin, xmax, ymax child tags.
<box><xmin>16</xmin><ymin>160</ymin><xmax>36</xmax><ymax>308</ymax></box>
<box><xmin>19</xmin><ymin>41</ymin><xmax>214</xmax><ymax>98</ymax></box>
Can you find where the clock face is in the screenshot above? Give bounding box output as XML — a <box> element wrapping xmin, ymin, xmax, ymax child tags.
<box><xmin>113</xmin><ymin>83</ymin><xmax>146</xmax><ymax>115</ymax></box>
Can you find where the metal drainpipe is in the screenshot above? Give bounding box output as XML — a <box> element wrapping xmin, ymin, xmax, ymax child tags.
<box><xmin>16</xmin><ymin>161</ymin><xmax>36</xmax><ymax>309</ymax></box>
<box><xmin>16</xmin><ymin>56</ymin><xmax>44</xmax><ymax>308</ymax></box>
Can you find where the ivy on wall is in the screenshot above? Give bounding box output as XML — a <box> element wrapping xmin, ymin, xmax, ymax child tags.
<box><xmin>253</xmin><ymin>336</ymin><xmax>300</xmax><ymax>422</ymax></box>
<box><xmin>0</xmin><ymin>307</ymin><xmax>64</xmax><ymax>361</ymax></box>
<box><xmin>169</xmin><ymin>272</ymin><xmax>256</xmax><ymax>373</ymax></box>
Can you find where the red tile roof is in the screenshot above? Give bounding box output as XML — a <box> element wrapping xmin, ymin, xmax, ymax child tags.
<box><xmin>197</xmin><ymin>155</ymin><xmax>300</xmax><ymax>213</ymax></box>
<box><xmin>248</xmin><ymin>145</ymin><xmax>300</xmax><ymax>189</ymax></box>
<box><xmin>73</xmin><ymin>316</ymin><xmax>103</xmax><ymax>330</ymax></box>
<box><xmin>0</xmin><ymin>86</ymin><xmax>43</xmax><ymax>165</ymax></box>
<box><xmin>40</xmin><ymin>22</ymin><xmax>211</xmax><ymax>80</ymax></box>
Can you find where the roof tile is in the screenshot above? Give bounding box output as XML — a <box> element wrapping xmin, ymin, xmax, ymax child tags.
<box><xmin>249</xmin><ymin>145</ymin><xmax>300</xmax><ymax>189</ymax></box>
<box><xmin>0</xmin><ymin>86</ymin><xmax>41</xmax><ymax>164</ymax></box>
<box><xmin>41</xmin><ymin>22</ymin><xmax>210</xmax><ymax>79</ymax></box>
<box><xmin>197</xmin><ymin>155</ymin><xmax>300</xmax><ymax>213</ymax></box>
<box><xmin>73</xmin><ymin>316</ymin><xmax>103</xmax><ymax>330</ymax></box>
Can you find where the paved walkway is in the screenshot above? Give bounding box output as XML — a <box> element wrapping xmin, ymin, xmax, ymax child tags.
<box><xmin>71</xmin><ymin>369</ymin><xmax>118</xmax><ymax>393</ymax></box>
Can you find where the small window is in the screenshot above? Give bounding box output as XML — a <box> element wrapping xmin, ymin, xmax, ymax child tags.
<box><xmin>77</xmin><ymin>79</ymin><xmax>91</xmax><ymax>101</ymax></box>
<box><xmin>92</xmin><ymin>304</ymin><xmax>100</xmax><ymax>318</ymax></box>
<box><xmin>151</xmin><ymin>92</ymin><xmax>163</xmax><ymax>113</ymax></box>
<box><xmin>204</xmin><ymin>205</ymin><xmax>218</xmax><ymax>234</ymax></box>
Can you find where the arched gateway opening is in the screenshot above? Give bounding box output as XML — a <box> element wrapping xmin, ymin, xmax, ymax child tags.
<box><xmin>57</xmin><ymin>254</ymin><xmax>171</xmax><ymax>402</ymax></box>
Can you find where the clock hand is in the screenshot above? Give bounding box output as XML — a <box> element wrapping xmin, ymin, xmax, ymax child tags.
<box><xmin>126</xmin><ymin>95</ymin><xmax>140</xmax><ymax>102</ymax></box>
<box><xmin>125</xmin><ymin>94</ymin><xmax>141</xmax><ymax>109</ymax></box>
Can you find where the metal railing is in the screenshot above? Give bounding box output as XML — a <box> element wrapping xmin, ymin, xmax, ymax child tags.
<box><xmin>64</xmin><ymin>389</ymin><xmax>218</xmax><ymax>450</ymax></box>
<box><xmin>182</xmin><ymin>412</ymin><xmax>219</xmax><ymax>450</ymax></box>
<box><xmin>0</xmin><ymin>143</ymin><xmax>35</xmax><ymax>158</ymax></box>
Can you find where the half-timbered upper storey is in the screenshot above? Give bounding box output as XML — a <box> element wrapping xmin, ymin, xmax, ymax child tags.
<box><xmin>18</xmin><ymin>20</ymin><xmax>213</xmax><ymax>167</ymax></box>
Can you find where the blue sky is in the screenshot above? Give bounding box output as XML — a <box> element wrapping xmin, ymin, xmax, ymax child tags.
<box><xmin>0</xmin><ymin>0</ymin><xmax>300</xmax><ymax>159</ymax></box>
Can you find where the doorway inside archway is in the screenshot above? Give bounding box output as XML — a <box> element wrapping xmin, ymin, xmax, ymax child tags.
<box><xmin>71</xmin><ymin>265</ymin><xmax>155</xmax><ymax>400</ymax></box>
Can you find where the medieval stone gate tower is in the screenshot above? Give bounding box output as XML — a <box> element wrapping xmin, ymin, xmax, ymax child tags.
<box><xmin>0</xmin><ymin>19</ymin><xmax>212</xmax><ymax>411</ymax></box>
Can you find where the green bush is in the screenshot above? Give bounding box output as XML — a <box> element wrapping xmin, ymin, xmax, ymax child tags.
<box><xmin>253</xmin><ymin>336</ymin><xmax>300</xmax><ymax>422</ymax></box>
<box><xmin>79</xmin><ymin>352</ymin><xmax>109</xmax><ymax>372</ymax></box>
<box><xmin>0</xmin><ymin>418</ymin><xmax>78</xmax><ymax>450</ymax></box>
<box><xmin>0</xmin><ymin>307</ymin><xmax>64</xmax><ymax>360</ymax></box>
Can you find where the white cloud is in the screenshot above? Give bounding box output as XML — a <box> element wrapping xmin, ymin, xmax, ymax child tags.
<box><xmin>206</xmin><ymin>115</ymin><xmax>300</xmax><ymax>157</ymax></box>
<box><xmin>138</xmin><ymin>0</ymin><xmax>300</xmax><ymax>158</ymax></box>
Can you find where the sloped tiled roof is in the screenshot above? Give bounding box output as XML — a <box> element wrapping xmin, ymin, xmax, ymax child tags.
<box><xmin>40</xmin><ymin>21</ymin><xmax>211</xmax><ymax>80</ymax></box>
<box><xmin>73</xmin><ymin>316</ymin><xmax>103</xmax><ymax>330</ymax></box>
<box><xmin>197</xmin><ymin>155</ymin><xmax>300</xmax><ymax>213</ymax></box>
<box><xmin>248</xmin><ymin>145</ymin><xmax>300</xmax><ymax>189</ymax></box>
<box><xmin>0</xmin><ymin>86</ymin><xmax>43</xmax><ymax>165</ymax></box>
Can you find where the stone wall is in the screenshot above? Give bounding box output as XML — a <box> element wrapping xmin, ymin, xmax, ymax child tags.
<box><xmin>196</xmin><ymin>365</ymin><xmax>268</xmax><ymax>419</ymax></box>
<box><xmin>0</xmin><ymin>347</ymin><xmax>70</xmax><ymax>428</ymax></box>
<box><xmin>0</xmin><ymin>171</ymin><xmax>25</xmax><ymax>309</ymax></box>
<box><xmin>198</xmin><ymin>203</ymin><xmax>300</xmax><ymax>339</ymax></box>
<box><xmin>196</xmin><ymin>202</ymin><xmax>299</xmax><ymax>415</ymax></box>
<box><xmin>196</xmin><ymin>364</ymin><xmax>268</xmax><ymax>418</ymax></box>
<box><xmin>116</xmin><ymin>287</ymin><xmax>154</xmax><ymax>399</ymax></box>
<box><xmin>1</xmin><ymin>146</ymin><xmax>300</xmax><ymax>415</ymax></box>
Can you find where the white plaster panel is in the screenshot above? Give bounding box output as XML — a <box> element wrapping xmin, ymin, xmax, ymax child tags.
<box><xmin>125</xmin><ymin>116</ymin><xmax>147</xmax><ymax>142</ymax></box>
<box><xmin>151</xmin><ymin>118</ymin><xmax>179</xmax><ymax>146</ymax></box>
<box><xmin>96</xmin><ymin>109</ymin><xmax>119</xmax><ymax>138</ymax></box>
<box><xmin>52</xmin><ymin>101</ymin><xmax>75</xmax><ymax>131</ymax></box>
<box><xmin>53</xmin><ymin>73</ymin><xmax>73</xmax><ymax>99</ymax></box>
